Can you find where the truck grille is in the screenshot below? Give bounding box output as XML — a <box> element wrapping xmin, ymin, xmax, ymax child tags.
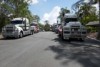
<box><xmin>71</xmin><ymin>32</ymin><xmax>81</xmax><ymax>34</ymax></box>
<box><xmin>82</xmin><ymin>32</ymin><xmax>86</xmax><ymax>34</ymax></box>
<box><xmin>6</xmin><ymin>27</ymin><xmax>13</xmax><ymax>33</ymax></box>
<box><xmin>6</xmin><ymin>29</ymin><xmax>13</xmax><ymax>32</ymax></box>
<box><xmin>64</xmin><ymin>31</ymin><xmax>70</xmax><ymax>34</ymax></box>
<box><xmin>71</xmin><ymin>27</ymin><xmax>81</xmax><ymax>34</ymax></box>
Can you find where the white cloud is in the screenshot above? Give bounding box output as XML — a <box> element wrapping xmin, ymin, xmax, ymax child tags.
<box><xmin>42</xmin><ymin>6</ymin><xmax>61</xmax><ymax>24</ymax></box>
<box><xmin>93</xmin><ymin>3</ymin><xmax>99</xmax><ymax>11</ymax></box>
<box><xmin>84</xmin><ymin>0</ymin><xmax>90</xmax><ymax>3</ymax></box>
<box><xmin>42</xmin><ymin>13</ymin><xmax>49</xmax><ymax>21</ymax></box>
<box><xmin>26</xmin><ymin>0</ymin><xmax>47</xmax><ymax>4</ymax></box>
<box><xmin>30</xmin><ymin>0</ymin><xmax>39</xmax><ymax>4</ymax></box>
<box><xmin>92</xmin><ymin>3</ymin><xmax>99</xmax><ymax>15</ymax></box>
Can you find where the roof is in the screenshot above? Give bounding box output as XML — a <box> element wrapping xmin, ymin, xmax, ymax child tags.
<box><xmin>86</xmin><ymin>21</ymin><xmax>100</xmax><ymax>26</ymax></box>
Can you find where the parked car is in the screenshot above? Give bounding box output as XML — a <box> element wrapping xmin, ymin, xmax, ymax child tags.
<box><xmin>58</xmin><ymin>25</ymin><xmax>62</xmax><ymax>36</ymax></box>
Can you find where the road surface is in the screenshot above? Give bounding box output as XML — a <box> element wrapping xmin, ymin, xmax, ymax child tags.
<box><xmin>0</xmin><ymin>32</ymin><xmax>100</xmax><ymax>67</ymax></box>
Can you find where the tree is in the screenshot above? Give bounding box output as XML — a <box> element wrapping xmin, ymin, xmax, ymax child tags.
<box><xmin>59</xmin><ymin>7</ymin><xmax>70</xmax><ymax>22</ymax></box>
<box><xmin>0</xmin><ymin>0</ymin><xmax>35</xmax><ymax>31</ymax></box>
<box><xmin>38</xmin><ymin>22</ymin><xmax>44</xmax><ymax>31</ymax></box>
<box><xmin>78</xmin><ymin>3</ymin><xmax>98</xmax><ymax>25</ymax></box>
<box><xmin>72</xmin><ymin>0</ymin><xmax>100</xmax><ymax>39</ymax></box>
<box><xmin>44</xmin><ymin>20</ymin><xmax>50</xmax><ymax>31</ymax></box>
<box><xmin>96</xmin><ymin>0</ymin><xmax>100</xmax><ymax>39</ymax></box>
<box><xmin>33</xmin><ymin>15</ymin><xmax>40</xmax><ymax>23</ymax></box>
<box><xmin>0</xmin><ymin>0</ymin><xmax>14</xmax><ymax>31</ymax></box>
<box><xmin>72</xmin><ymin>0</ymin><xmax>98</xmax><ymax>25</ymax></box>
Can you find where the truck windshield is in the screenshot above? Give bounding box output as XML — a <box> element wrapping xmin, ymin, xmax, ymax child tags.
<box><xmin>65</xmin><ymin>18</ymin><xmax>77</xmax><ymax>22</ymax></box>
<box><xmin>64</xmin><ymin>18</ymin><xmax>78</xmax><ymax>25</ymax></box>
<box><xmin>30</xmin><ymin>23</ymin><xmax>37</xmax><ymax>26</ymax></box>
<box><xmin>11</xmin><ymin>20</ymin><xmax>23</xmax><ymax>24</ymax></box>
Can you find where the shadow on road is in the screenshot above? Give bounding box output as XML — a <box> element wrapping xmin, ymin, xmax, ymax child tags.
<box><xmin>0</xmin><ymin>35</ymin><xmax>32</xmax><ymax>40</ymax></box>
<box><xmin>45</xmin><ymin>36</ymin><xmax>100</xmax><ymax>67</ymax></box>
<box><xmin>0</xmin><ymin>37</ymin><xmax>17</xmax><ymax>40</ymax></box>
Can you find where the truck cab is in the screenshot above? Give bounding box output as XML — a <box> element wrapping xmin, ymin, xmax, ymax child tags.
<box><xmin>30</xmin><ymin>22</ymin><xmax>39</xmax><ymax>33</ymax></box>
<box><xmin>60</xmin><ymin>14</ymin><xmax>87</xmax><ymax>41</ymax></box>
<box><xmin>2</xmin><ymin>17</ymin><xmax>33</xmax><ymax>38</ymax></box>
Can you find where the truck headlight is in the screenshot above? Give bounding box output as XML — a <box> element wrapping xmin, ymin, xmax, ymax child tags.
<box><xmin>14</xmin><ymin>27</ymin><xmax>18</xmax><ymax>31</ymax></box>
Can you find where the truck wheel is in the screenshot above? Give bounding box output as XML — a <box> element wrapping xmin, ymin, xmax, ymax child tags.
<box><xmin>20</xmin><ymin>32</ymin><xmax>23</xmax><ymax>38</ymax></box>
<box><xmin>30</xmin><ymin>30</ymin><xmax>34</xmax><ymax>35</ymax></box>
<box><xmin>61</xmin><ymin>35</ymin><xmax>65</xmax><ymax>40</ymax></box>
<box><xmin>67</xmin><ymin>38</ymin><xmax>71</xmax><ymax>42</ymax></box>
<box><xmin>15</xmin><ymin>35</ymin><xmax>19</xmax><ymax>39</ymax></box>
<box><xmin>61</xmin><ymin>32</ymin><xmax>65</xmax><ymax>40</ymax></box>
<box><xmin>3</xmin><ymin>36</ymin><xmax>7</xmax><ymax>39</ymax></box>
<box><xmin>79</xmin><ymin>38</ymin><xmax>84</xmax><ymax>42</ymax></box>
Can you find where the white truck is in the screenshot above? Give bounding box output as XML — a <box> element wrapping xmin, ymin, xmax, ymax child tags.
<box><xmin>60</xmin><ymin>14</ymin><xmax>87</xmax><ymax>41</ymax></box>
<box><xmin>2</xmin><ymin>17</ymin><xmax>34</xmax><ymax>38</ymax></box>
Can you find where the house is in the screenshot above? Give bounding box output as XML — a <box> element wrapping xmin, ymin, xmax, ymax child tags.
<box><xmin>86</xmin><ymin>21</ymin><xmax>99</xmax><ymax>27</ymax></box>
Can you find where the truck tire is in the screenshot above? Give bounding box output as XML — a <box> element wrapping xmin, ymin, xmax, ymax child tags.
<box><xmin>79</xmin><ymin>38</ymin><xmax>84</xmax><ymax>42</ymax></box>
<box><xmin>3</xmin><ymin>36</ymin><xmax>7</xmax><ymax>39</ymax></box>
<box><xmin>61</xmin><ymin>34</ymin><xmax>65</xmax><ymax>41</ymax></box>
<box><xmin>61</xmin><ymin>34</ymin><xmax>70</xmax><ymax>42</ymax></box>
<box><xmin>61</xmin><ymin>30</ymin><xmax>65</xmax><ymax>40</ymax></box>
<box><xmin>20</xmin><ymin>32</ymin><xmax>23</xmax><ymax>38</ymax></box>
<box><xmin>61</xmin><ymin>35</ymin><xmax>64</xmax><ymax>40</ymax></box>
<box><xmin>30</xmin><ymin>30</ymin><xmax>34</xmax><ymax>35</ymax></box>
<box><xmin>15</xmin><ymin>35</ymin><xmax>19</xmax><ymax>39</ymax></box>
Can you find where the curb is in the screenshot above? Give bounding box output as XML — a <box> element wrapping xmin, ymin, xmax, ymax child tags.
<box><xmin>87</xmin><ymin>36</ymin><xmax>100</xmax><ymax>42</ymax></box>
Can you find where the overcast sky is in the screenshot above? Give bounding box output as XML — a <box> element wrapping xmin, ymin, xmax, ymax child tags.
<box><xmin>28</xmin><ymin>0</ymin><xmax>99</xmax><ymax>24</ymax></box>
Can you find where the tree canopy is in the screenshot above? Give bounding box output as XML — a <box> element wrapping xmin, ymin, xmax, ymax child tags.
<box><xmin>72</xmin><ymin>0</ymin><xmax>99</xmax><ymax>25</ymax></box>
<box><xmin>58</xmin><ymin>7</ymin><xmax>70</xmax><ymax>22</ymax></box>
<box><xmin>0</xmin><ymin>0</ymin><xmax>39</xmax><ymax>31</ymax></box>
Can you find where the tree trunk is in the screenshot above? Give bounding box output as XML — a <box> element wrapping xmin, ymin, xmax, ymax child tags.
<box><xmin>97</xmin><ymin>0</ymin><xmax>100</xmax><ymax>39</ymax></box>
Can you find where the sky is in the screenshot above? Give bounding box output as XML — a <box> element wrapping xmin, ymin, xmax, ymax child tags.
<box><xmin>28</xmin><ymin>0</ymin><xmax>99</xmax><ymax>24</ymax></box>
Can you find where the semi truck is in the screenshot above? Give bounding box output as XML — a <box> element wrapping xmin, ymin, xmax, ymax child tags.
<box><xmin>2</xmin><ymin>17</ymin><xmax>34</xmax><ymax>39</ymax></box>
<box><xmin>58</xmin><ymin>14</ymin><xmax>87</xmax><ymax>41</ymax></box>
<box><xmin>30</xmin><ymin>22</ymin><xmax>39</xmax><ymax>33</ymax></box>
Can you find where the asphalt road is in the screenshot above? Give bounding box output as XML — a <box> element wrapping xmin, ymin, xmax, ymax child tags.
<box><xmin>0</xmin><ymin>32</ymin><xmax>100</xmax><ymax>67</ymax></box>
